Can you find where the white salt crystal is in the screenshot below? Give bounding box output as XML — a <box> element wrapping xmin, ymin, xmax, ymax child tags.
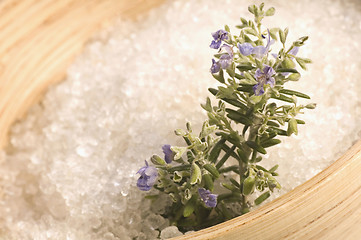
<box><xmin>160</xmin><ymin>226</ymin><xmax>183</xmax><ymax>239</ymax></box>
<box><xmin>75</xmin><ymin>144</ymin><xmax>94</xmax><ymax>158</ymax></box>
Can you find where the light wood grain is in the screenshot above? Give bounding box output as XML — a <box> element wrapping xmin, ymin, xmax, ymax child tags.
<box><xmin>0</xmin><ymin>0</ymin><xmax>165</xmax><ymax>148</ymax></box>
<box><xmin>176</xmin><ymin>140</ymin><xmax>361</xmax><ymax>240</ymax></box>
<box><xmin>0</xmin><ymin>1</ymin><xmax>360</xmax><ymax>239</ymax></box>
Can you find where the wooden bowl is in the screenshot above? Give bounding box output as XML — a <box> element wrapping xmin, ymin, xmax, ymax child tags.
<box><xmin>0</xmin><ymin>1</ymin><xmax>360</xmax><ymax>239</ymax></box>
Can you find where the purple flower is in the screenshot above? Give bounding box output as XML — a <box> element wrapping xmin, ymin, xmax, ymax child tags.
<box><xmin>210</xmin><ymin>44</ymin><xmax>233</xmax><ymax>73</ymax></box>
<box><xmin>210</xmin><ymin>29</ymin><xmax>228</xmax><ymax>49</ymax></box>
<box><xmin>218</xmin><ymin>54</ymin><xmax>232</xmax><ymax>69</ymax></box>
<box><xmin>210</xmin><ymin>59</ymin><xmax>221</xmax><ymax>74</ymax></box>
<box><xmin>218</xmin><ymin>44</ymin><xmax>233</xmax><ymax>69</ymax></box>
<box><xmin>289</xmin><ymin>46</ymin><xmax>299</xmax><ymax>57</ymax></box>
<box><xmin>238</xmin><ymin>29</ymin><xmax>274</xmax><ymax>59</ymax></box>
<box><xmin>252</xmin><ymin>29</ymin><xmax>274</xmax><ymax>59</ymax></box>
<box><xmin>237</xmin><ymin>42</ymin><xmax>254</xmax><ymax>56</ymax></box>
<box><xmin>253</xmin><ymin>65</ymin><xmax>276</xmax><ymax>96</ymax></box>
<box><xmin>136</xmin><ymin>160</ymin><xmax>158</xmax><ymax>191</ymax></box>
<box><xmin>221</xmin><ymin>44</ymin><xmax>233</xmax><ymax>57</ymax></box>
<box><xmin>198</xmin><ymin>188</ymin><xmax>218</xmax><ymax>208</ymax></box>
<box><xmin>162</xmin><ymin>144</ymin><xmax>174</xmax><ymax>164</ymax></box>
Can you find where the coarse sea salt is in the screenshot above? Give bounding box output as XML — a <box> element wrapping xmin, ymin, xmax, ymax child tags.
<box><xmin>0</xmin><ymin>0</ymin><xmax>361</xmax><ymax>239</ymax></box>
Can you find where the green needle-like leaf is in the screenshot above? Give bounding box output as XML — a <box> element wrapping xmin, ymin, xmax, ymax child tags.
<box><xmin>246</xmin><ymin>141</ymin><xmax>267</xmax><ymax>154</ymax></box>
<box><xmin>204</xmin><ymin>163</ymin><xmax>220</xmax><ymax>178</ymax></box>
<box><xmin>279</xmin><ymin>89</ymin><xmax>310</xmax><ymax>99</ymax></box>
<box><xmin>255</xmin><ymin>191</ymin><xmax>271</xmax><ymax>205</ymax></box>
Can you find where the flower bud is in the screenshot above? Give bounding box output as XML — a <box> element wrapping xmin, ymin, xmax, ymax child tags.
<box><xmin>150</xmin><ymin>155</ymin><xmax>166</xmax><ymax>166</ymax></box>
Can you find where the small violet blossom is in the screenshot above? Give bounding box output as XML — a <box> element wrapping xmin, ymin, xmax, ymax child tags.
<box><xmin>136</xmin><ymin>160</ymin><xmax>158</xmax><ymax>191</ymax></box>
<box><xmin>210</xmin><ymin>44</ymin><xmax>233</xmax><ymax>74</ymax></box>
<box><xmin>253</xmin><ymin>65</ymin><xmax>276</xmax><ymax>96</ymax></box>
<box><xmin>289</xmin><ymin>46</ymin><xmax>299</xmax><ymax>57</ymax></box>
<box><xmin>237</xmin><ymin>29</ymin><xmax>274</xmax><ymax>59</ymax></box>
<box><xmin>218</xmin><ymin>44</ymin><xmax>233</xmax><ymax>69</ymax></box>
<box><xmin>210</xmin><ymin>59</ymin><xmax>221</xmax><ymax>74</ymax></box>
<box><xmin>210</xmin><ymin>29</ymin><xmax>228</xmax><ymax>49</ymax></box>
<box><xmin>162</xmin><ymin>144</ymin><xmax>174</xmax><ymax>164</ymax></box>
<box><xmin>237</xmin><ymin>42</ymin><xmax>254</xmax><ymax>56</ymax></box>
<box><xmin>198</xmin><ymin>188</ymin><xmax>218</xmax><ymax>208</ymax></box>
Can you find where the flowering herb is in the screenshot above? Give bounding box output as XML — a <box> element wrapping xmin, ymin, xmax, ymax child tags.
<box><xmin>136</xmin><ymin>3</ymin><xmax>315</xmax><ymax>232</ymax></box>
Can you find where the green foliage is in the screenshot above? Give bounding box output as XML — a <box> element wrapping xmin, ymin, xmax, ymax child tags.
<box><xmin>141</xmin><ymin>2</ymin><xmax>315</xmax><ymax>232</ymax></box>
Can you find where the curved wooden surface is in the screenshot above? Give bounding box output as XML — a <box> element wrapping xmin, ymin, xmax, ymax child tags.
<box><xmin>0</xmin><ymin>1</ymin><xmax>360</xmax><ymax>239</ymax></box>
<box><xmin>0</xmin><ymin>0</ymin><xmax>165</xmax><ymax>148</ymax></box>
<box><xmin>177</xmin><ymin>140</ymin><xmax>361</xmax><ymax>240</ymax></box>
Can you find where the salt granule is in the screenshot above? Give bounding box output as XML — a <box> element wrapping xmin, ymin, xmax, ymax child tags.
<box><xmin>0</xmin><ymin>0</ymin><xmax>361</xmax><ymax>239</ymax></box>
<box><xmin>160</xmin><ymin>226</ymin><xmax>183</xmax><ymax>239</ymax></box>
